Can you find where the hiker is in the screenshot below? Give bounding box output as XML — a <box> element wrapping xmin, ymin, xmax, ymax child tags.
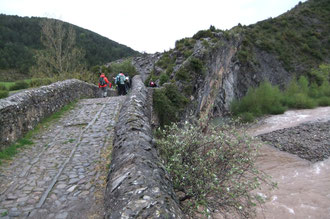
<box><xmin>99</xmin><ymin>73</ymin><xmax>111</xmax><ymax>98</ymax></box>
<box><xmin>149</xmin><ymin>81</ymin><xmax>157</xmax><ymax>87</ymax></box>
<box><xmin>115</xmin><ymin>72</ymin><xmax>126</xmax><ymax>95</ymax></box>
<box><xmin>125</xmin><ymin>76</ymin><xmax>130</xmax><ymax>92</ymax></box>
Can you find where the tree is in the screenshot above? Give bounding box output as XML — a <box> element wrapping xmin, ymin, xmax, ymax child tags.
<box><xmin>31</xmin><ymin>19</ymin><xmax>86</xmax><ymax>79</ymax></box>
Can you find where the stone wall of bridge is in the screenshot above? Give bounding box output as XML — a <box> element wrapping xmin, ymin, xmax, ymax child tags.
<box><xmin>0</xmin><ymin>79</ymin><xmax>110</xmax><ymax>150</ymax></box>
<box><xmin>104</xmin><ymin>75</ymin><xmax>183</xmax><ymax>218</ymax></box>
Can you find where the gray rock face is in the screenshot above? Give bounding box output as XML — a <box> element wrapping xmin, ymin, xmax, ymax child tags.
<box><xmin>0</xmin><ymin>79</ymin><xmax>99</xmax><ymax>150</ymax></box>
<box><xmin>104</xmin><ymin>75</ymin><xmax>183</xmax><ymax>218</ymax></box>
<box><xmin>196</xmin><ymin>35</ymin><xmax>291</xmax><ymax>118</ymax></box>
<box><xmin>131</xmin><ymin>53</ymin><xmax>162</xmax><ymax>82</ymax></box>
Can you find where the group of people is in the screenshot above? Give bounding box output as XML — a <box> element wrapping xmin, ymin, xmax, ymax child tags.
<box><xmin>98</xmin><ymin>72</ymin><xmax>131</xmax><ymax>97</ymax></box>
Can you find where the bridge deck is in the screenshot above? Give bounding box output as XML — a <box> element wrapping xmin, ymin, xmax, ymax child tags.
<box><xmin>0</xmin><ymin>96</ymin><xmax>125</xmax><ymax>218</ymax></box>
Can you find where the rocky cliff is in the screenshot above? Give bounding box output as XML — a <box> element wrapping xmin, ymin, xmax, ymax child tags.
<box><xmin>130</xmin><ymin>0</ymin><xmax>329</xmax><ymax>125</ymax></box>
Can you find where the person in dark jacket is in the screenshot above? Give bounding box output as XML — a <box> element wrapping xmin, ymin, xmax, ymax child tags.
<box><xmin>98</xmin><ymin>73</ymin><xmax>111</xmax><ymax>97</ymax></box>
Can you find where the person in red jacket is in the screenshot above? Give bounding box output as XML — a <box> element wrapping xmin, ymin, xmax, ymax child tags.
<box><xmin>98</xmin><ymin>73</ymin><xmax>111</xmax><ymax>97</ymax></box>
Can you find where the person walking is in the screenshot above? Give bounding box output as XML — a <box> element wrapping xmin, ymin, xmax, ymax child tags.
<box><xmin>99</xmin><ymin>73</ymin><xmax>110</xmax><ymax>97</ymax></box>
<box><xmin>115</xmin><ymin>72</ymin><xmax>126</xmax><ymax>95</ymax></box>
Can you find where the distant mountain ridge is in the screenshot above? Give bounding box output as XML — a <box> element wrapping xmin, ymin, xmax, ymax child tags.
<box><xmin>0</xmin><ymin>14</ymin><xmax>139</xmax><ymax>75</ymax></box>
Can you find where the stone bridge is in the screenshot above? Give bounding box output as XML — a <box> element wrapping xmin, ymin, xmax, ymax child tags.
<box><xmin>0</xmin><ymin>76</ymin><xmax>183</xmax><ymax>218</ymax></box>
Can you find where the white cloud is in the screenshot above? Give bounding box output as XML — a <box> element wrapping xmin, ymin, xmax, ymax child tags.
<box><xmin>0</xmin><ymin>0</ymin><xmax>305</xmax><ymax>53</ymax></box>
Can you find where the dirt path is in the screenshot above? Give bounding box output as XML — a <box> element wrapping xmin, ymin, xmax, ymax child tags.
<box><xmin>0</xmin><ymin>96</ymin><xmax>125</xmax><ymax>219</ymax></box>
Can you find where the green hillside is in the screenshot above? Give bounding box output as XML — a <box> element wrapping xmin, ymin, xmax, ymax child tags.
<box><xmin>240</xmin><ymin>0</ymin><xmax>330</xmax><ymax>75</ymax></box>
<box><xmin>0</xmin><ymin>14</ymin><xmax>139</xmax><ymax>76</ymax></box>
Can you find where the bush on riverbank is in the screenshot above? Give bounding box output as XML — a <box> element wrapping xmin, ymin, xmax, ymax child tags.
<box><xmin>231</xmin><ymin>64</ymin><xmax>330</xmax><ymax>122</ymax></box>
<box><xmin>156</xmin><ymin>118</ymin><xmax>275</xmax><ymax>217</ymax></box>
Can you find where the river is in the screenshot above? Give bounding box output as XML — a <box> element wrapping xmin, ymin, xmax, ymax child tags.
<box><xmin>248</xmin><ymin>107</ymin><xmax>330</xmax><ymax>219</ymax></box>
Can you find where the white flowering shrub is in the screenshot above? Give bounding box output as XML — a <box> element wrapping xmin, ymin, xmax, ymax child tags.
<box><xmin>156</xmin><ymin>118</ymin><xmax>275</xmax><ymax>218</ymax></box>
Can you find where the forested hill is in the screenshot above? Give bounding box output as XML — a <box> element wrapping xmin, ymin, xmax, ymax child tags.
<box><xmin>0</xmin><ymin>14</ymin><xmax>139</xmax><ymax>73</ymax></box>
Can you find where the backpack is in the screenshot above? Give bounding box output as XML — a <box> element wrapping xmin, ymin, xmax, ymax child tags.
<box><xmin>116</xmin><ymin>74</ymin><xmax>125</xmax><ymax>85</ymax></box>
<box><xmin>99</xmin><ymin>77</ymin><xmax>106</xmax><ymax>86</ymax></box>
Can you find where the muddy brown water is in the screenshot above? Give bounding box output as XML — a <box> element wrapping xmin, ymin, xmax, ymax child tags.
<box><xmin>248</xmin><ymin>107</ymin><xmax>330</xmax><ymax>219</ymax></box>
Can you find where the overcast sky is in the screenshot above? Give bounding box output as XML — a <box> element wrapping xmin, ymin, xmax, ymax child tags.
<box><xmin>1</xmin><ymin>0</ymin><xmax>305</xmax><ymax>53</ymax></box>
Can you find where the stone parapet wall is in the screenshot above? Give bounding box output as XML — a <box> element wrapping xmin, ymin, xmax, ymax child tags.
<box><xmin>0</xmin><ymin>79</ymin><xmax>99</xmax><ymax>150</ymax></box>
<box><xmin>105</xmin><ymin>75</ymin><xmax>183</xmax><ymax>218</ymax></box>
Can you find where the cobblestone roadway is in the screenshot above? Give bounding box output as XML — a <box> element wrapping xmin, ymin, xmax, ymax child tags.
<box><xmin>0</xmin><ymin>96</ymin><xmax>125</xmax><ymax>219</ymax></box>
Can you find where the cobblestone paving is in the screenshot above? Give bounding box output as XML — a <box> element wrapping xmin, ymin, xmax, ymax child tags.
<box><xmin>0</xmin><ymin>96</ymin><xmax>125</xmax><ymax>218</ymax></box>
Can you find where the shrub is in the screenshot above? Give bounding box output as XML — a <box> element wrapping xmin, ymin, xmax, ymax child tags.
<box><xmin>283</xmin><ymin>93</ymin><xmax>317</xmax><ymax>109</ymax></box>
<box><xmin>109</xmin><ymin>59</ymin><xmax>137</xmax><ymax>78</ymax></box>
<box><xmin>0</xmin><ymin>84</ymin><xmax>8</xmax><ymax>90</ymax></box>
<box><xmin>319</xmin><ymin>81</ymin><xmax>330</xmax><ymax>97</ymax></box>
<box><xmin>202</xmin><ymin>39</ymin><xmax>210</xmax><ymax>48</ymax></box>
<box><xmin>153</xmin><ymin>83</ymin><xmax>189</xmax><ymax>126</ymax></box>
<box><xmin>239</xmin><ymin>112</ymin><xmax>255</xmax><ymax>123</ymax></box>
<box><xmin>0</xmin><ymin>90</ymin><xmax>9</xmax><ymax>99</ymax></box>
<box><xmin>156</xmin><ymin>53</ymin><xmax>172</xmax><ymax>69</ymax></box>
<box><xmin>230</xmin><ymin>81</ymin><xmax>285</xmax><ymax>118</ymax></box>
<box><xmin>29</xmin><ymin>78</ymin><xmax>54</xmax><ymax>87</ymax></box>
<box><xmin>309</xmin><ymin>64</ymin><xmax>330</xmax><ymax>86</ymax></box>
<box><xmin>156</xmin><ymin>118</ymin><xmax>274</xmax><ymax>217</ymax></box>
<box><xmin>184</xmin><ymin>50</ymin><xmax>193</xmax><ymax>58</ymax></box>
<box><xmin>9</xmin><ymin>80</ymin><xmax>29</xmax><ymax>91</ymax></box>
<box><xmin>317</xmin><ymin>96</ymin><xmax>330</xmax><ymax>106</ymax></box>
<box><xmin>188</xmin><ymin>57</ymin><xmax>204</xmax><ymax>75</ymax></box>
<box><xmin>193</xmin><ymin>29</ymin><xmax>213</xmax><ymax>40</ymax></box>
<box><xmin>176</xmin><ymin>68</ymin><xmax>189</xmax><ymax>81</ymax></box>
<box><xmin>153</xmin><ymin>88</ymin><xmax>177</xmax><ymax>126</ymax></box>
<box><xmin>159</xmin><ymin>73</ymin><xmax>169</xmax><ymax>86</ymax></box>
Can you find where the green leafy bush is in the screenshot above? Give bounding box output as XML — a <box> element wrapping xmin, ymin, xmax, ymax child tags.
<box><xmin>283</xmin><ymin>93</ymin><xmax>317</xmax><ymax>109</ymax></box>
<box><xmin>317</xmin><ymin>96</ymin><xmax>330</xmax><ymax>106</ymax></box>
<box><xmin>176</xmin><ymin>68</ymin><xmax>189</xmax><ymax>81</ymax></box>
<box><xmin>231</xmin><ymin>81</ymin><xmax>285</xmax><ymax>119</ymax></box>
<box><xmin>0</xmin><ymin>90</ymin><xmax>9</xmax><ymax>99</ymax></box>
<box><xmin>9</xmin><ymin>80</ymin><xmax>29</xmax><ymax>91</ymax></box>
<box><xmin>159</xmin><ymin>73</ymin><xmax>169</xmax><ymax>86</ymax></box>
<box><xmin>29</xmin><ymin>78</ymin><xmax>54</xmax><ymax>87</ymax></box>
<box><xmin>188</xmin><ymin>57</ymin><xmax>204</xmax><ymax>75</ymax></box>
<box><xmin>108</xmin><ymin>59</ymin><xmax>137</xmax><ymax>79</ymax></box>
<box><xmin>156</xmin><ymin>118</ymin><xmax>274</xmax><ymax>217</ymax></box>
<box><xmin>193</xmin><ymin>29</ymin><xmax>213</xmax><ymax>40</ymax></box>
<box><xmin>0</xmin><ymin>84</ymin><xmax>8</xmax><ymax>90</ymax></box>
<box><xmin>153</xmin><ymin>83</ymin><xmax>189</xmax><ymax>126</ymax></box>
<box><xmin>231</xmin><ymin>64</ymin><xmax>330</xmax><ymax>121</ymax></box>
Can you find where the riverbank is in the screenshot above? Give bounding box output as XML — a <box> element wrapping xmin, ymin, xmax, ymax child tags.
<box><xmin>259</xmin><ymin>120</ymin><xmax>330</xmax><ymax>162</ymax></box>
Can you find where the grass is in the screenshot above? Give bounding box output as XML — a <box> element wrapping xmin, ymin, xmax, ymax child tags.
<box><xmin>0</xmin><ymin>81</ymin><xmax>15</xmax><ymax>89</ymax></box>
<box><xmin>0</xmin><ymin>100</ymin><xmax>78</xmax><ymax>165</ymax></box>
